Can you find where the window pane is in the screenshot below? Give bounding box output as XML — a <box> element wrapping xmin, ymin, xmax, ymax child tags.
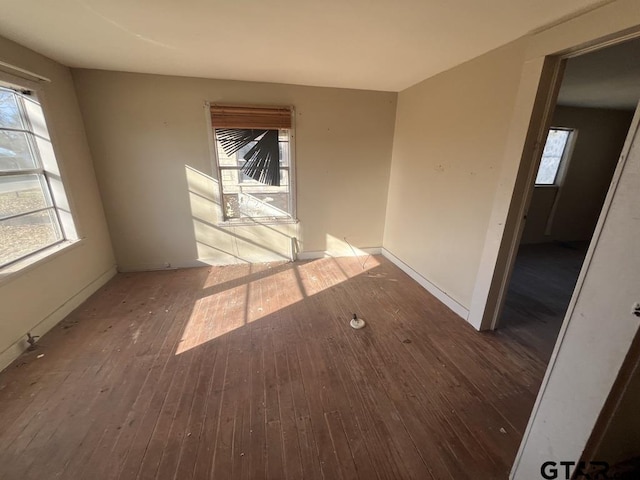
<box><xmin>222</xmin><ymin>191</ymin><xmax>290</xmax><ymax>219</ymax></box>
<box><xmin>535</xmin><ymin>129</ymin><xmax>571</xmax><ymax>185</ymax></box>
<box><xmin>222</xmin><ymin>193</ymin><xmax>240</xmax><ymax>219</ymax></box>
<box><xmin>0</xmin><ymin>174</ymin><xmax>51</xmax><ymax>218</ymax></box>
<box><xmin>536</xmin><ymin>156</ymin><xmax>561</xmax><ymax>185</ymax></box>
<box><xmin>23</xmin><ymin>95</ymin><xmax>50</xmax><ymax>140</ymax></box>
<box><xmin>237</xmin><ymin>141</ymin><xmax>257</xmax><ymax>160</ymax></box>
<box><xmin>246</xmin><ymin>192</ymin><xmax>290</xmax><ymax>216</ymax></box>
<box><xmin>0</xmin><ymin>209</ymin><xmax>62</xmax><ymax>266</ymax></box>
<box><xmin>214</xmin><ymin>127</ymin><xmax>293</xmax><ymax>220</ymax></box>
<box><xmin>220</xmin><ymin>169</ymin><xmax>290</xmax><ymax>193</ymax></box>
<box><xmin>0</xmin><ymin>130</ymin><xmax>38</xmax><ymax>171</ymax></box>
<box><xmin>279</xmin><ymin>140</ymin><xmax>289</xmax><ymax>166</ymax></box>
<box><xmin>279</xmin><ymin>169</ymin><xmax>289</xmax><ymax>187</ymax></box>
<box><xmin>216</xmin><ymin>140</ymin><xmax>238</xmax><ymax>166</ymax></box>
<box><xmin>279</xmin><ymin>130</ymin><xmax>289</xmax><ymax>166</ymax></box>
<box><xmin>543</xmin><ymin>129</ymin><xmax>570</xmax><ymax>157</ymax></box>
<box><xmin>220</xmin><ymin>169</ymin><xmax>240</xmax><ymax>193</ymax></box>
<box><xmin>0</xmin><ymin>89</ymin><xmax>23</xmax><ymax>130</ymax></box>
<box><xmin>215</xmin><ymin>130</ymin><xmax>290</xmax><ymax>168</ymax></box>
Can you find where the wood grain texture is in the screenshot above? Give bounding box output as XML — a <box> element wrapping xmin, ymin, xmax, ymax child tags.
<box><xmin>0</xmin><ymin>256</ymin><xmax>548</xmax><ymax>479</ymax></box>
<box><xmin>500</xmin><ymin>241</ymin><xmax>588</xmax><ymax>363</ymax></box>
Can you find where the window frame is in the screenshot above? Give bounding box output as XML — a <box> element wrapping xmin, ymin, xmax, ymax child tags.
<box><xmin>534</xmin><ymin>127</ymin><xmax>576</xmax><ymax>187</ymax></box>
<box><xmin>206</xmin><ymin>103</ymin><xmax>298</xmax><ymax>226</ymax></box>
<box><xmin>0</xmin><ymin>73</ymin><xmax>78</xmax><ymax>272</ymax></box>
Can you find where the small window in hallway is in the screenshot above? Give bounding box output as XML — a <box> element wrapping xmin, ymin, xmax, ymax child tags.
<box><xmin>535</xmin><ymin>127</ymin><xmax>574</xmax><ymax>185</ymax></box>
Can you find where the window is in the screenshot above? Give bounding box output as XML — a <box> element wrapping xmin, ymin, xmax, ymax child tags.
<box><xmin>535</xmin><ymin>127</ymin><xmax>574</xmax><ymax>185</ymax></box>
<box><xmin>0</xmin><ymin>85</ymin><xmax>71</xmax><ymax>268</ymax></box>
<box><xmin>209</xmin><ymin>104</ymin><xmax>295</xmax><ymax>222</ymax></box>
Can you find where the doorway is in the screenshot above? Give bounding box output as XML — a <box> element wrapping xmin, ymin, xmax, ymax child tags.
<box><xmin>498</xmin><ymin>40</ymin><xmax>639</xmax><ymax>361</ymax></box>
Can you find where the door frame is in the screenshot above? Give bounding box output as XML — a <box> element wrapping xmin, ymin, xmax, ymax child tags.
<box><xmin>467</xmin><ymin>26</ymin><xmax>640</xmax><ymax>331</ymax></box>
<box><xmin>510</xmin><ymin>96</ymin><xmax>640</xmax><ymax>479</ymax></box>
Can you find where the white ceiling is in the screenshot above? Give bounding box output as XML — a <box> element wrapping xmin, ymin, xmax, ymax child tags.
<box><xmin>558</xmin><ymin>37</ymin><xmax>640</xmax><ymax>110</ymax></box>
<box><xmin>0</xmin><ymin>0</ymin><xmax>608</xmax><ymax>92</ymax></box>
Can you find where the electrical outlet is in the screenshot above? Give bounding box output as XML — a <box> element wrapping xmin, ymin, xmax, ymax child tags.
<box><xmin>633</xmin><ymin>302</ymin><xmax>640</xmax><ymax>317</ymax></box>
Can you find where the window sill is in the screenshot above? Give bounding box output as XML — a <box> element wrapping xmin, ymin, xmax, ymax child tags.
<box><xmin>217</xmin><ymin>218</ymin><xmax>299</xmax><ymax>228</ymax></box>
<box><xmin>0</xmin><ymin>239</ymin><xmax>84</xmax><ymax>286</ymax></box>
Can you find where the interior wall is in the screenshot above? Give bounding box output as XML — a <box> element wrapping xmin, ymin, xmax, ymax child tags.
<box><xmin>521</xmin><ymin>106</ymin><xmax>634</xmax><ymax>244</ymax></box>
<box><xmin>72</xmin><ymin>70</ymin><xmax>397</xmax><ymax>270</ymax></box>
<box><xmin>383</xmin><ymin>39</ymin><xmax>528</xmax><ymax>311</ymax></box>
<box><xmin>384</xmin><ymin>1</ymin><xmax>640</xmax><ymax>327</ymax></box>
<box><xmin>0</xmin><ymin>36</ymin><xmax>115</xmax><ymax>370</ymax></box>
<box><xmin>378</xmin><ymin>0</ymin><xmax>640</xmax><ymax>476</ymax></box>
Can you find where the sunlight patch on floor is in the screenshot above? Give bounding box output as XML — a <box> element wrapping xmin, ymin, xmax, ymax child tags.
<box><xmin>175</xmin><ymin>256</ymin><xmax>379</xmax><ymax>355</ymax></box>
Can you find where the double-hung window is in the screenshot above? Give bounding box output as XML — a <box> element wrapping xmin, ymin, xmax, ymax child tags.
<box><xmin>209</xmin><ymin>104</ymin><xmax>296</xmax><ymax>223</ymax></box>
<box><xmin>0</xmin><ymin>84</ymin><xmax>72</xmax><ymax>268</ymax></box>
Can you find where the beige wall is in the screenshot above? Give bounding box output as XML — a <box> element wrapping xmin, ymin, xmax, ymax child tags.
<box><xmin>0</xmin><ymin>37</ymin><xmax>115</xmax><ymax>370</ymax></box>
<box><xmin>522</xmin><ymin>106</ymin><xmax>633</xmax><ymax>244</ymax></box>
<box><xmin>379</xmin><ymin>1</ymin><xmax>640</xmax><ymax>476</ymax></box>
<box><xmin>383</xmin><ymin>1</ymin><xmax>640</xmax><ymax>319</ymax></box>
<box><xmin>72</xmin><ymin>70</ymin><xmax>396</xmax><ymax>270</ymax></box>
<box><xmin>383</xmin><ymin>39</ymin><xmax>528</xmax><ymax>310</ymax></box>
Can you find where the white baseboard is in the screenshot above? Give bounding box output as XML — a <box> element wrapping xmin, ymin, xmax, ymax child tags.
<box><xmin>381</xmin><ymin>248</ymin><xmax>470</xmax><ymax>322</ymax></box>
<box><xmin>118</xmin><ymin>255</ymin><xmax>291</xmax><ymax>272</ymax></box>
<box><xmin>117</xmin><ymin>248</ymin><xmax>382</xmax><ymax>272</ymax></box>
<box><xmin>297</xmin><ymin>247</ymin><xmax>382</xmax><ymax>261</ymax></box>
<box><xmin>0</xmin><ymin>265</ymin><xmax>117</xmax><ymax>372</ymax></box>
<box><xmin>117</xmin><ymin>262</ymin><xmax>200</xmax><ymax>272</ymax></box>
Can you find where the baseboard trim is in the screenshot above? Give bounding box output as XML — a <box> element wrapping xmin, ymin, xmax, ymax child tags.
<box><xmin>118</xmin><ymin>256</ymin><xmax>290</xmax><ymax>272</ymax></box>
<box><xmin>381</xmin><ymin>248</ymin><xmax>470</xmax><ymax>322</ymax></box>
<box><xmin>117</xmin><ymin>248</ymin><xmax>383</xmax><ymax>272</ymax></box>
<box><xmin>0</xmin><ymin>265</ymin><xmax>117</xmax><ymax>372</ymax></box>
<box><xmin>296</xmin><ymin>247</ymin><xmax>382</xmax><ymax>261</ymax></box>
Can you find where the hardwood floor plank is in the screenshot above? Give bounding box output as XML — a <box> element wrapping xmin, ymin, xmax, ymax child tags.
<box><xmin>171</xmin><ymin>266</ymin><xmax>233</xmax><ymax>480</ymax></box>
<box><xmin>93</xmin><ymin>273</ymin><xmax>201</xmax><ymax>480</ymax></box>
<box><xmin>274</xmin><ymin>349</ymin><xmax>304</xmax><ymax>480</ymax></box>
<box><xmin>246</xmin><ymin>328</ymin><xmax>267</xmax><ymax>480</ymax></box>
<box><xmin>284</xmin><ymin>346</ymin><xmax>323</xmax><ymax>480</ymax></box>
<box><xmin>0</xmin><ymin>256</ymin><xmax>551</xmax><ymax>480</ymax></box>
<box><xmin>324</xmin><ymin>410</ymin><xmax>359</xmax><ymax>478</ymax></box>
<box><xmin>500</xmin><ymin>242</ymin><xmax>588</xmax><ymax>362</ymax></box>
<box><xmin>212</xmin><ymin>279</ymin><xmax>253</xmax><ymax>480</ymax></box>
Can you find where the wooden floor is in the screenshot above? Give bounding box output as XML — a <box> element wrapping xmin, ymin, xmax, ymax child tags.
<box><xmin>500</xmin><ymin>242</ymin><xmax>588</xmax><ymax>363</ymax></box>
<box><xmin>0</xmin><ymin>256</ymin><xmax>548</xmax><ymax>480</ymax></box>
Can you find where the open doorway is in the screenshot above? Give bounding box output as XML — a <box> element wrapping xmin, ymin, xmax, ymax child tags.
<box><xmin>498</xmin><ymin>39</ymin><xmax>640</xmax><ymax>363</ymax></box>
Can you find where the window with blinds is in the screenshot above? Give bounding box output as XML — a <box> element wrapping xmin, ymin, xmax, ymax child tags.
<box><xmin>209</xmin><ymin>104</ymin><xmax>296</xmax><ymax>222</ymax></box>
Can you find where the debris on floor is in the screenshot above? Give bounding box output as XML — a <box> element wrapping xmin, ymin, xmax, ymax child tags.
<box><xmin>26</xmin><ymin>333</ymin><xmax>39</xmax><ymax>351</ymax></box>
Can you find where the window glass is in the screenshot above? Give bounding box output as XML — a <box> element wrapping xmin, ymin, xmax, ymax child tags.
<box><xmin>0</xmin><ymin>89</ymin><xmax>24</xmax><ymax>129</ymax></box>
<box><xmin>213</xmin><ymin>126</ymin><xmax>293</xmax><ymax>221</ymax></box>
<box><xmin>0</xmin><ymin>174</ymin><xmax>51</xmax><ymax>218</ymax></box>
<box><xmin>0</xmin><ymin>131</ymin><xmax>38</xmax><ymax>171</ymax></box>
<box><xmin>0</xmin><ymin>86</ymin><xmax>66</xmax><ymax>268</ymax></box>
<box><xmin>0</xmin><ymin>209</ymin><xmax>62</xmax><ymax>267</ymax></box>
<box><xmin>536</xmin><ymin>128</ymin><xmax>571</xmax><ymax>185</ymax></box>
